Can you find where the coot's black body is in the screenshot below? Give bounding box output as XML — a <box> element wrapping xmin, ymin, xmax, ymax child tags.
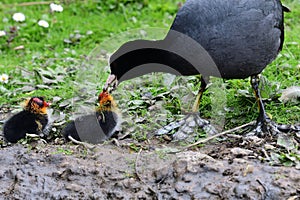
<box><xmin>108</xmin><ymin>0</ymin><xmax>287</xmax><ymax>81</ymax></box>
<box><xmin>104</xmin><ymin>0</ymin><xmax>291</xmax><ymax>138</ymax></box>
<box><xmin>170</xmin><ymin>0</ymin><xmax>285</xmax><ymax>78</ymax></box>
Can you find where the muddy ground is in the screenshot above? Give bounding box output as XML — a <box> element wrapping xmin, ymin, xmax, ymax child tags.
<box><xmin>0</xmin><ymin>133</ymin><xmax>299</xmax><ymax>200</ymax></box>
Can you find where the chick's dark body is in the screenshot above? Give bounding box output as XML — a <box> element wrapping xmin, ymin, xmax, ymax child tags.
<box><xmin>63</xmin><ymin>110</ymin><xmax>119</xmax><ymax>143</ymax></box>
<box><xmin>3</xmin><ymin>110</ymin><xmax>48</xmax><ymax>143</ymax></box>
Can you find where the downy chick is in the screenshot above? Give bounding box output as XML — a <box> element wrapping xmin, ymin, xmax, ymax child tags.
<box><xmin>62</xmin><ymin>91</ymin><xmax>121</xmax><ymax>144</ymax></box>
<box><xmin>3</xmin><ymin>97</ymin><xmax>50</xmax><ymax>143</ymax></box>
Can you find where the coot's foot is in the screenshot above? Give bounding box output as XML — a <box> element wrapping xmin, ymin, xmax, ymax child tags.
<box><xmin>156</xmin><ymin>112</ymin><xmax>217</xmax><ymax>141</ymax></box>
<box><xmin>247</xmin><ymin>114</ymin><xmax>300</xmax><ymax>137</ymax></box>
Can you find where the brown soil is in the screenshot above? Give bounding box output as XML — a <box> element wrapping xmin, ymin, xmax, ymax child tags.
<box><xmin>0</xmin><ymin>136</ymin><xmax>299</xmax><ymax>200</ymax></box>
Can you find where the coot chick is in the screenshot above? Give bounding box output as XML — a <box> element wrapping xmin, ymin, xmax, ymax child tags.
<box><xmin>3</xmin><ymin>97</ymin><xmax>50</xmax><ymax>143</ymax></box>
<box><xmin>62</xmin><ymin>91</ymin><xmax>121</xmax><ymax>144</ymax></box>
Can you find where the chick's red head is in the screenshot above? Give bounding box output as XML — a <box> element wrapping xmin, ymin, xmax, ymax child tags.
<box><xmin>25</xmin><ymin>97</ymin><xmax>50</xmax><ymax>114</ymax></box>
<box><xmin>32</xmin><ymin>97</ymin><xmax>50</xmax><ymax>107</ymax></box>
<box><xmin>98</xmin><ymin>91</ymin><xmax>116</xmax><ymax>111</ymax></box>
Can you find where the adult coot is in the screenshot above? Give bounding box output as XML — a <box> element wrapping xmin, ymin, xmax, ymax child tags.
<box><xmin>103</xmin><ymin>0</ymin><xmax>294</xmax><ymax>139</ymax></box>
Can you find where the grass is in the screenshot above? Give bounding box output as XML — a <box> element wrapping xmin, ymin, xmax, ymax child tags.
<box><xmin>0</xmin><ymin>0</ymin><xmax>299</xmax><ymax>147</ymax></box>
<box><xmin>0</xmin><ymin>1</ymin><xmax>178</xmax><ymax>102</ymax></box>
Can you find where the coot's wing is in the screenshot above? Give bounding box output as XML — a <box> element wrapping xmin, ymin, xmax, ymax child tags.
<box><xmin>170</xmin><ymin>0</ymin><xmax>285</xmax><ymax>78</ymax></box>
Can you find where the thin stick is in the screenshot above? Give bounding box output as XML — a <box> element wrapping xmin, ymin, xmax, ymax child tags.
<box><xmin>226</xmin><ymin>134</ymin><xmax>243</xmax><ymax>139</ymax></box>
<box><xmin>68</xmin><ymin>135</ymin><xmax>95</xmax><ymax>150</ymax></box>
<box><xmin>183</xmin><ymin>120</ymin><xmax>256</xmax><ymax>150</ymax></box>
<box><xmin>134</xmin><ymin>149</ymin><xmax>158</xmax><ymax>195</ymax></box>
<box><xmin>135</xmin><ymin>149</ymin><xmax>143</xmax><ymax>181</ymax></box>
<box><xmin>257</xmin><ymin>179</ymin><xmax>268</xmax><ymax>197</ymax></box>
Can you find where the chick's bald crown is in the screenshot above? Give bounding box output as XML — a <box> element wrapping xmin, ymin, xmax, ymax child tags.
<box><xmin>24</xmin><ymin>97</ymin><xmax>49</xmax><ymax>115</ymax></box>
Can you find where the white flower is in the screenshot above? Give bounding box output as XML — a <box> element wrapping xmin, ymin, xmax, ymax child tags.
<box><xmin>38</xmin><ymin>20</ymin><xmax>49</xmax><ymax>28</ymax></box>
<box><xmin>50</xmin><ymin>3</ymin><xmax>63</xmax><ymax>12</ymax></box>
<box><xmin>0</xmin><ymin>30</ymin><xmax>6</xmax><ymax>37</ymax></box>
<box><xmin>0</xmin><ymin>74</ymin><xmax>9</xmax><ymax>83</ymax></box>
<box><xmin>12</xmin><ymin>12</ymin><xmax>26</xmax><ymax>22</ymax></box>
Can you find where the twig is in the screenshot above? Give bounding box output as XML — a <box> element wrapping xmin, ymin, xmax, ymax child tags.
<box><xmin>226</xmin><ymin>134</ymin><xmax>243</xmax><ymax>139</ymax></box>
<box><xmin>26</xmin><ymin>133</ymin><xmax>47</xmax><ymax>144</ymax></box>
<box><xmin>134</xmin><ymin>148</ymin><xmax>158</xmax><ymax>196</ymax></box>
<box><xmin>6</xmin><ymin>175</ymin><xmax>18</xmax><ymax>195</ymax></box>
<box><xmin>257</xmin><ymin>179</ymin><xmax>268</xmax><ymax>199</ymax></box>
<box><xmin>182</xmin><ymin>121</ymin><xmax>256</xmax><ymax>151</ymax></box>
<box><xmin>261</xmin><ymin>148</ymin><xmax>270</xmax><ymax>160</ymax></box>
<box><xmin>135</xmin><ymin>149</ymin><xmax>143</xmax><ymax>181</ymax></box>
<box><xmin>68</xmin><ymin>135</ymin><xmax>95</xmax><ymax>150</ymax></box>
<box><xmin>118</xmin><ymin>132</ymin><xmax>131</xmax><ymax>140</ymax></box>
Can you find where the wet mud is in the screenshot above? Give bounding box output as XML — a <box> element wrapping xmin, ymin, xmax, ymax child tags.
<box><xmin>0</xmin><ymin>140</ymin><xmax>299</xmax><ymax>200</ymax></box>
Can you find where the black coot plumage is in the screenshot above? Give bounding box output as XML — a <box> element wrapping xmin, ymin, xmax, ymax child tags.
<box><xmin>3</xmin><ymin>97</ymin><xmax>50</xmax><ymax>143</ymax></box>
<box><xmin>103</xmin><ymin>0</ymin><xmax>294</xmax><ymax>139</ymax></box>
<box><xmin>62</xmin><ymin>91</ymin><xmax>121</xmax><ymax>144</ymax></box>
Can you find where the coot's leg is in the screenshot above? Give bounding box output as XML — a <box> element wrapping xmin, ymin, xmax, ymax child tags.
<box><xmin>249</xmin><ymin>75</ymin><xmax>300</xmax><ymax>136</ymax></box>
<box><xmin>192</xmin><ymin>76</ymin><xmax>208</xmax><ymax>112</ymax></box>
<box><xmin>250</xmin><ymin>75</ymin><xmax>271</xmax><ymax>136</ymax></box>
<box><xmin>156</xmin><ymin>76</ymin><xmax>217</xmax><ymax>141</ymax></box>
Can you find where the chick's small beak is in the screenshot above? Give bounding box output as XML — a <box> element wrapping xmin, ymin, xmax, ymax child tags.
<box><xmin>103</xmin><ymin>74</ymin><xmax>118</xmax><ymax>93</ymax></box>
<box><xmin>44</xmin><ymin>101</ymin><xmax>50</xmax><ymax>107</ymax></box>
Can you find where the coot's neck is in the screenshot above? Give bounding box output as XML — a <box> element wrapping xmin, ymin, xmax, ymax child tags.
<box><xmin>109</xmin><ymin>39</ymin><xmax>195</xmax><ymax>82</ymax></box>
<box><xmin>109</xmin><ymin>30</ymin><xmax>220</xmax><ymax>81</ymax></box>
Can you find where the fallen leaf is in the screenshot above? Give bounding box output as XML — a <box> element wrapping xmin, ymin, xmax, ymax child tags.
<box><xmin>52</xmin><ymin>96</ymin><xmax>62</xmax><ymax>103</ymax></box>
<box><xmin>277</xmin><ymin>134</ymin><xmax>295</xmax><ymax>151</ymax></box>
<box><xmin>279</xmin><ymin>86</ymin><xmax>300</xmax><ymax>103</ymax></box>
<box><xmin>59</xmin><ymin>99</ymin><xmax>72</xmax><ymax>108</ymax></box>
<box><xmin>20</xmin><ymin>85</ymin><xmax>35</xmax><ymax>92</ymax></box>
<box><xmin>36</xmin><ymin>84</ymin><xmax>52</xmax><ymax>89</ymax></box>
